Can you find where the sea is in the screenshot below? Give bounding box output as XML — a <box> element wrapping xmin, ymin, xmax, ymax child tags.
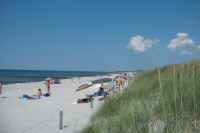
<box><xmin>0</xmin><ymin>69</ymin><xmax>108</xmax><ymax>85</ymax></box>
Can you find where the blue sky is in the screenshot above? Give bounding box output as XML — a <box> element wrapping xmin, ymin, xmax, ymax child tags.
<box><xmin>0</xmin><ymin>0</ymin><xmax>200</xmax><ymax>71</ymax></box>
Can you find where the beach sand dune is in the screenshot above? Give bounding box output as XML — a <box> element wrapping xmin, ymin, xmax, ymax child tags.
<box><xmin>0</xmin><ymin>75</ymin><xmax>113</xmax><ymax>133</ymax></box>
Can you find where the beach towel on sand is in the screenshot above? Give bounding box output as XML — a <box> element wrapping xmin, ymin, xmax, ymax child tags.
<box><xmin>20</xmin><ymin>94</ymin><xmax>40</xmax><ymax>100</ymax></box>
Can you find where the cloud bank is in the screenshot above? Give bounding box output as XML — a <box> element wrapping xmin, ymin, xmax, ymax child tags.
<box><xmin>198</xmin><ymin>44</ymin><xmax>200</xmax><ymax>49</ymax></box>
<box><xmin>127</xmin><ymin>35</ymin><xmax>159</xmax><ymax>52</ymax></box>
<box><xmin>180</xmin><ymin>50</ymin><xmax>192</xmax><ymax>55</ymax></box>
<box><xmin>168</xmin><ymin>32</ymin><xmax>194</xmax><ymax>50</ymax></box>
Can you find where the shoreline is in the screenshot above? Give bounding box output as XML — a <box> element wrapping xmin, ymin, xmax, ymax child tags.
<box><xmin>0</xmin><ymin>74</ymin><xmax>117</xmax><ymax>133</ymax></box>
<box><xmin>1</xmin><ymin>73</ymin><xmax>111</xmax><ymax>85</ymax></box>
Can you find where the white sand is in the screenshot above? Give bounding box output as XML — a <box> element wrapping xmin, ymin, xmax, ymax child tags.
<box><xmin>0</xmin><ymin>75</ymin><xmax>115</xmax><ymax>133</ymax></box>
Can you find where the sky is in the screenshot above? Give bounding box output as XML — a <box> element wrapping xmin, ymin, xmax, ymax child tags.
<box><xmin>0</xmin><ymin>0</ymin><xmax>200</xmax><ymax>71</ymax></box>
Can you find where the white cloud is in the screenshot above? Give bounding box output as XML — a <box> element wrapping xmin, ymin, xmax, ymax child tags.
<box><xmin>127</xmin><ymin>35</ymin><xmax>159</xmax><ymax>52</ymax></box>
<box><xmin>180</xmin><ymin>50</ymin><xmax>192</xmax><ymax>55</ymax></box>
<box><xmin>168</xmin><ymin>32</ymin><xmax>194</xmax><ymax>50</ymax></box>
<box><xmin>198</xmin><ymin>44</ymin><xmax>200</xmax><ymax>49</ymax></box>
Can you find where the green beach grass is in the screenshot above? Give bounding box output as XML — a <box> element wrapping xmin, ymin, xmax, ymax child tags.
<box><xmin>81</xmin><ymin>60</ymin><xmax>200</xmax><ymax>133</ymax></box>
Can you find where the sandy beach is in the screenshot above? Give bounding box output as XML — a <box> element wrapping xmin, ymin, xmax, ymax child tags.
<box><xmin>0</xmin><ymin>74</ymin><xmax>116</xmax><ymax>133</ymax></box>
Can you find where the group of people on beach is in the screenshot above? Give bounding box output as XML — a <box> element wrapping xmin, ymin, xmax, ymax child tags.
<box><xmin>1</xmin><ymin>75</ymin><xmax>129</xmax><ymax>102</ymax></box>
<box><xmin>114</xmin><ymin>76</ymin><xmax>129</xmax><ymax>89</ymax></box>
<box><xmin>77</xmin><ymin>87</ymin><xmax>108</xmax><ymax>104</ymax></box>
<box><xmin>76</xmin><ymin>75</ymin><xmax>130</xmax><ymax>104</ymax></box>
<box><xmin>0</xmin><ymin>79</ymin><xmax>51</xmax><ymax>99</ymax></box>
<box><xmin>22</xmin><ymin>80</ymin><xmax>51</xmax><ymax>99</ymax></box>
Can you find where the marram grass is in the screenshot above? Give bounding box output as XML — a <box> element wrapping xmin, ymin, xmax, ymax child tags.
<box><xmin>80</xmin><ymin>60</ymin><xmax>200</xmax><ymax>133</ymax></box>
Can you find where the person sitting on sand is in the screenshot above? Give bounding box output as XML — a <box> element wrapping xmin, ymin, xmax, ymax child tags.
<box><xmin>96</xmin><ymin>87</ymin><xmax>104</xmax><ymax>95</ymax></box>
<box><xmin>86</xmin><ymin>87</ymin><xmax>109</xmax><ymax>97</ymax></box>
<box><xmin>97</xmin><ymin>87</ymin><xmax>109</xmax><ymax>96</ymax></box>
<box><xmin>22</xmin><ymin>88</ymin><xmax>42</xmax><ymax>99</ymax></box>
<box><xmin>77</xmin><ymin>96</ymin><xmax>94</xmax><ymax>104</ymax></box>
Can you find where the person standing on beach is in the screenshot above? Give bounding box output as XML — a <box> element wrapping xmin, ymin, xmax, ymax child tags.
<box><xmin>78</xmin><ymin>77</ymin><xmax>80</xmax><ymax>84</ymax></box>
<box><xmin>46</xmin><ymin>80</ymin><xmax>50</xmax><ymax>95</ymax></box>
<box><xmin>0</xmin><ymin>81</ymin><xmax>3</xmax><ymax>95</ymax></box>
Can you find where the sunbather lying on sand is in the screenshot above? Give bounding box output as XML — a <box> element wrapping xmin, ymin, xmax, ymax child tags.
<box><xmin>78</xmin><ymin>96</ymin><xmax>94</xmax><ymax>103</ymax></box>
<box><xmin>73</xmin><ymin>96</ymin><xmax>94</xmax><ymax>104</ymax></box>
<box><xmin>21</xmin><ymin>89</ymin><xmax>42</xmax><ymax>99</ymax></box>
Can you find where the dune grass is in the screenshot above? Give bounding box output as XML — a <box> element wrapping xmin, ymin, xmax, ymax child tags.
<box><xmin>81</xmin><ymin>60</ymin><xmax>200</xmax><ymax>133</ymax></box>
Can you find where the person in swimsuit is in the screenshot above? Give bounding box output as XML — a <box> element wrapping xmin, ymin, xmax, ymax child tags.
<box><xmin>96</xmin><ymin>87</ymin><xmax>104</xmax><ymax>95</ymax></box>
<box><xmin>22</xmin><ymin>89</ymin><xmax>42</xmax><ymax>99</ymax></box>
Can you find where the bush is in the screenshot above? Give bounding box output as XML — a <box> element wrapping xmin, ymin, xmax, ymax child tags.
<box><xmin>80</xmin><ymin>60</ymin><xmax>200</xmax><ymax>133</ymax></box>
